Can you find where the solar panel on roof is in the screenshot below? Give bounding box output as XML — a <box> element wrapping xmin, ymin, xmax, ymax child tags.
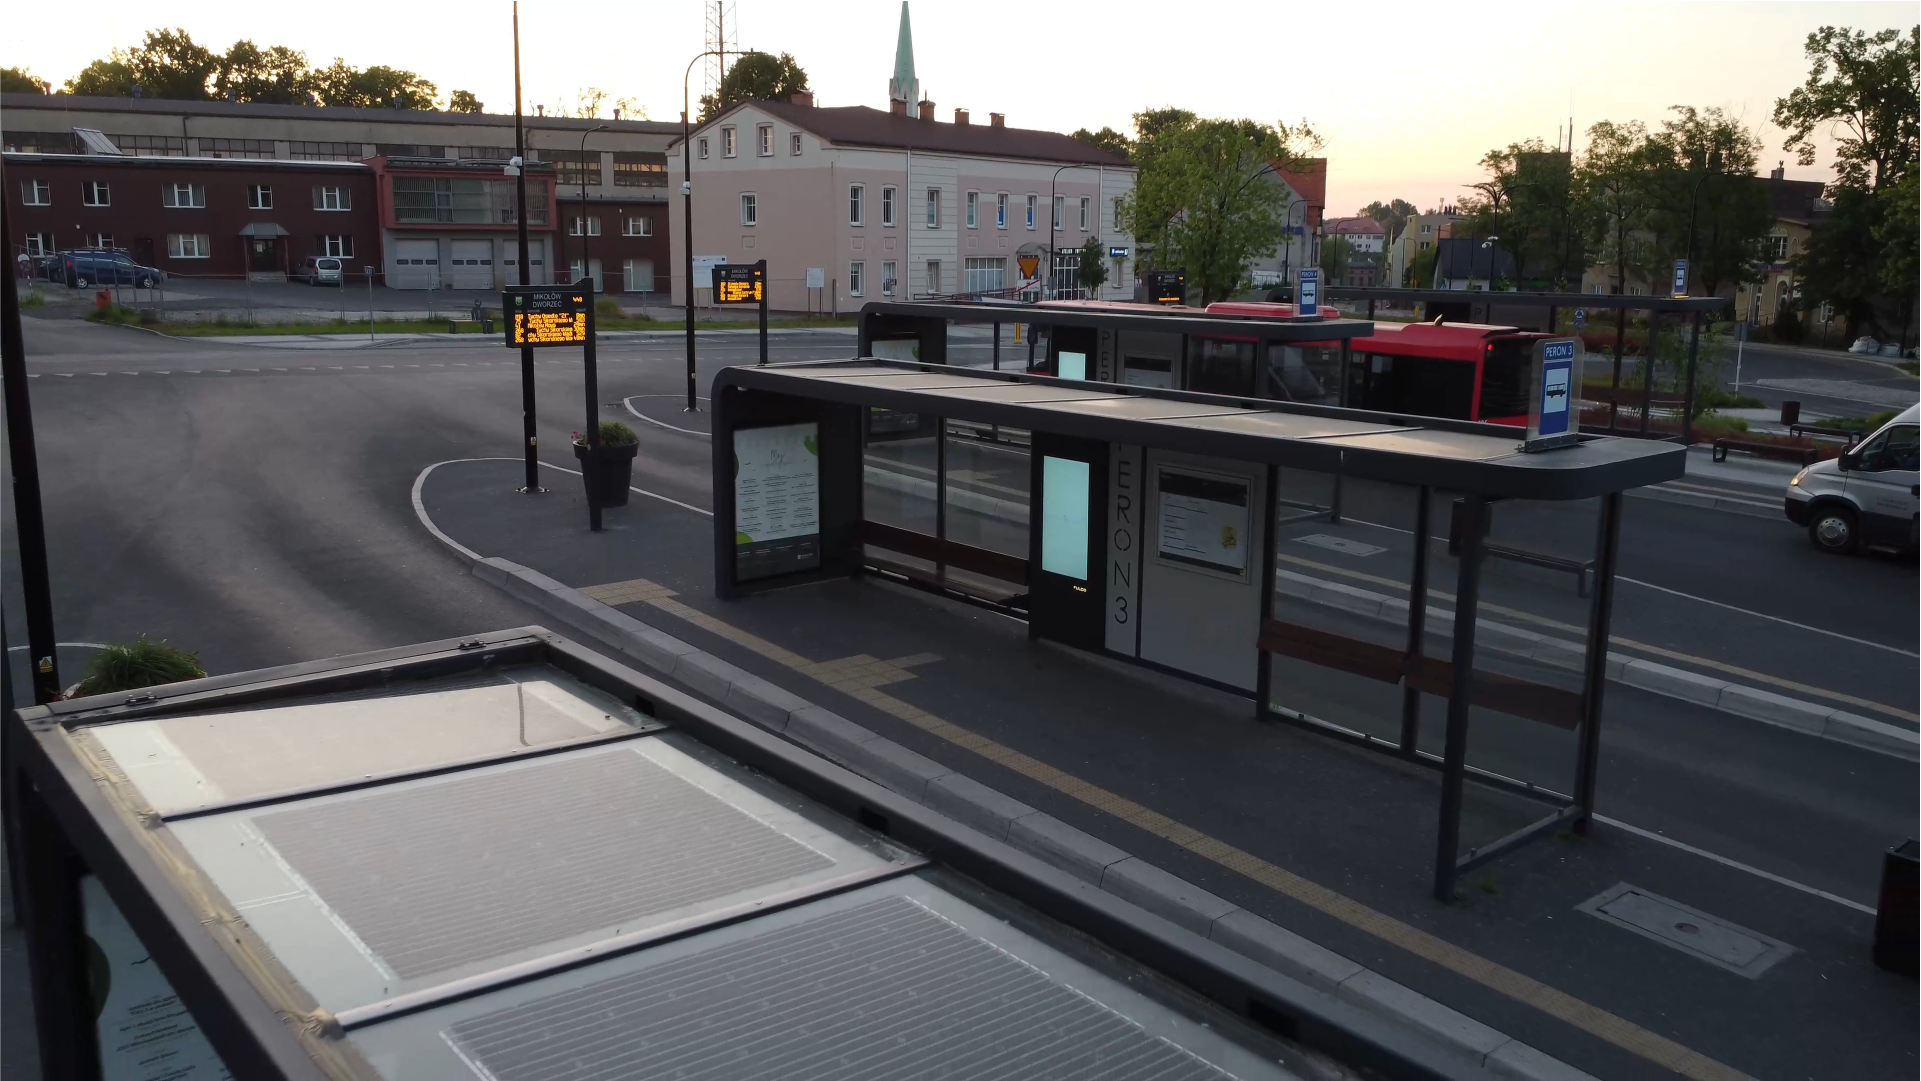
<box><xmin>252</xmin><ymin>750</ymin><xmax>835</xmax><ymax>978</ymax></box>
<box><xmin>446</xmin><ymin>894</ymin><xmax>1240</xmax><ymax>1081</ymax></box>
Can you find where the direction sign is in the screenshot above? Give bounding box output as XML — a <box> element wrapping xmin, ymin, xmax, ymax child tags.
<box><xmin>1671</xmin><ymin>259</ymin><xmax>1689</xmax><ymax>298</ymax></box>
<box><xmin>503</xmin><ymin>286</ymin><xmax>590</xmax><ymax>346</ymax></box>
<box><xmin>1297</xmin><ymin>268</ymin><xmax>1321</xmax><ymax>317</ymax></box>
<box><xmin>714</xmin><ymin>263</ymin><xmax>765</xmax><ymax>304</ymax></box>
<box><xmin>1574</xmin><ymin>308</ymin><xmax>1587</xmax><ymax>329</ymax></box>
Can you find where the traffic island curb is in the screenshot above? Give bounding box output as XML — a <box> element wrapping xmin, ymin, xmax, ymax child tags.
<box><xmin>438</xmin><ymin>546</ymin><xmax>1597</xmax><ymax>1079</ymax></box>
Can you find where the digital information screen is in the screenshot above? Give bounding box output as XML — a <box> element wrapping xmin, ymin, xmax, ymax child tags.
<box><xmin>504</xmin><ymin>287</ymin><xmax>590</xmax><ymax>346</ymax></box>
<box><xmin>714</xmin><ymin>263</ymin><xmax>765</xmax><ymax>304</ymax></box>
<box><xmin>1146</xmin><ymin>270</ymin><xmax>1185</xmax><ymax>305</ymax></box>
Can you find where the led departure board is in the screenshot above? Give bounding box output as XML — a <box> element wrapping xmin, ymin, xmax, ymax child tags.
<box><xmin>503</xmin><ymin>286</ymin><xmax>590</xmax><ymax>346</ymax></box>
<box><xmin>714</xmin><ymin>263</ymin><xmax>765</xmax><ymax>304</ymax></box>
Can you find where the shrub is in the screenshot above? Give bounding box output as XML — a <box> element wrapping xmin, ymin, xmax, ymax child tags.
<box><xmin>1771</xmin><ymin>308</ymin><xmax>1805</xmax><ymax>344</ymax></box>
<box><xmin>72</xmin><ymin>639</ymin><xmax>206</xmax><ymax>697</ymax></box>
<box><xmin>595</xmin><ymin>297</ymin><xmax>624</xmax><ymax>318</ymax></box>
<box><xmin>578</xmin><ymin>420</ymin><xmax>639</xmax><ymax>446</ymax></box>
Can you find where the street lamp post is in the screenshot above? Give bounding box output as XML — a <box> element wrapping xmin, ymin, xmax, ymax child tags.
<box><xmin>510</xmin><ymin>1</ymin><xmax>541</xmax><ymax>493</ymax></box>
<box><xmin>679</xmin><ymin>49</ymin><xmax>741</xmax><ymax>412</ymax></box>
<box><xmin>1046</xmin><ymin>164</ymin><xmax>1095</xmax><ymax>299</ymax></box>
<box><xmin>575</xmin><ymin>123</ymin><xmax>607</xmax><ymax>289</ymax></box>
<box><xmin>1683</xmin><ymin>149</ymin><xmax>1722</xmax><ymax>297</ymax></box>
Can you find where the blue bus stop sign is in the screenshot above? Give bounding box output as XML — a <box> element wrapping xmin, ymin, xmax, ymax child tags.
<box><xmin>1297</xmin><ymin>268</ymin><xmax>1320</xmax><ymax>317</ymax></box>
<box><xmin>1525</xmin><ymin>338</ymin><xmax>1581</xmax><ymax>451</ymax></box>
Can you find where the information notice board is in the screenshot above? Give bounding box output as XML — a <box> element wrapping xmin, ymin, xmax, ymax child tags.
<box><xmin>1156</xmin><ymin>469</ymin><xmax>1249</xmax><ymax>575</ymax></box>
<box><xmin>503</xmin><ymin>286</ymin><xmax>589</xmax><ymax>346</ymax></box>
<box><xmin>734</xmin><ymin>422</ymin><xmax>821</xmax><ymax>580</ymax></box>
<box><xmin>84</xmin><ymin>875</ymin><xmax>233</xmax><ymax>1081</ymax></box>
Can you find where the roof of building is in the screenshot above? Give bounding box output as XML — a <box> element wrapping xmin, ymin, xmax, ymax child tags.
<box><xmin>1273</xmin><ymin>158</ymin><xmax>1327</xmax><ymax>222</ymax></box>
<box><xmin>0</xmin><ymin>92</ymin><xmax>679</xmax><ymax>136</ymax></box>
<box><xmin>1758</xmin><ymin>174</ymin><xmax>1828</xmax><ymax>224</ymax></box>
<box><xmin>1324</xmin><ymin>216</ymin><xmax>1386</xmax><ymax>236</ymax></box>
<box><xmin>692</xmin><ymin>101</ymin><xmax>1130</xmax><ymax>166</ymax></box>
<box><xmin>1434</xmin><ymin>236</ymin><xmax>1520</xmax><ymax>280</ymax></box>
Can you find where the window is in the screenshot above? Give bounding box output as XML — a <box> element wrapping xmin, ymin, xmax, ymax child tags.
<box><xmin>790</xmin><ymin>132</ymin><xmax>802</xmax><ymax>156</ymax></box>
<box><xmin>926</xmin><ymin>187</ymin><xmax>940</xmax><ymax>228</ymax></box>
<box><xmin>553</xmin><ymin>151</ymin><xmax>602</xmax><ymax>188</ymax></box>
<box><xmin>849</xmin><ymin>184</ymin><xmax>865</xmax><ymax>226</ymax></box>
<box><xmin>997</xmin><ymin>193</ymin><xmax>1008</xmax><ymax>229</ymax></box>
<box><xmin>721</xmin><ymin>127</ymin><xmax>736</xmax><ymax>157</ymax></box>
<box><xmin>82</xmin><ymin>181</ymin><xmax>110</xmax><ymax>207</ymax></box>
<box><xmin>927</xmin><ymin>260</ymin><xmax>942</xmax><ymax>294</ymax></box>
<box><xmin>167</xmin><ymin>233</ymin><xmax>210</xmax><ymax>259</ymax></box>
<box><xmin>22</xmin><ymin>180</ymin><xmax>49</xmax><ymax>206</ymax></box>
<box><xmin>612</xmin><ymin>152</ymin><xmax>668</xmax><ymax>187</ymax></box>
<box><xmin>1769</xmin><ymin>234</ymin><xmax>1790</xmax><ymax>261</ymax></box>
<box><xmin>86</xmin><ymin>233</ymin><xmax>113</xmax><ymax>250</ymax></box>
<box><xmin>1052</xmin><ymin>195</ymin><xmax>1063</xmax><ymax>231</ymax></box>
<box><xmin>109</xmin><ymin>134</ymin><xmax>185</xmax><ymax>156</ymax></box>
<box><xmin>964</xmin><ymin>257</ymin><xmax>1006</xmax><ymax>294</ymax></box>
<box><xmin>24</xmin><ymin>233</ymin><xmax>52</xmax><ymax>257</ymax></box>
<box><xmin>1079</xmin><ymin>197</ymin><xmax>1090</xmax><ymax>231</ymax></box>
<box><xmin>757</xmin><ymin>124</ymin><xmax>773</xmax><ymax>156</ymax></box>
<box><xmin>321</xmin><ymin>235</ymin><xmax>354</xmax><ymax>258</ymax></box>
<box><xmin>849</xmin><ymin>261</ymin><xmax>864</xmax><ymax>296</ymax></box>
<box><xmin>623</xmin><ymin>258</ymin><xmax>655</xmax><ymax>292</ymax></box>
<box><xmin>3</xmin><ymin>132</ymin><xmax>77</xmax><ymax>154</ymax></box>
<box><xmin>202</xmin><ymin>137</ymin><xmax>273</xmax><ymax>159</ymax></box>
<box><xmin>314</xmin><ymin>186</ymin><xmax>351</xmax><ymax>211</ymax></box>
<box><xmin>966</xmin><ymin>191</ymin><xmax>978</xmax><ymax>228</ymax></box>
<box><xmin>290</xmin><ymin>141</ymin><xmax>360</xmax><ymax>161</ymax></box>
<box><xmin>1113</xmin><ymin>197</ymin><xmax>1122</xmax><ymax>228</ymax></box>
<box><xmin>623</xmin><ymin>216</ymin><xmax>653</xmax><ymax>237</ymax></box>
<box><xmin>740</xmin><ymin>193</ymin><xmax>757</xmax><ymax>226</ymax></box>
<box><xmin>881</xmin><ymin>186</ymin><xmax>896</xmax><ymax>227</ymax></box>
<box><xmin>881</xmin><ymin>260</ymin><xmax>897</xmax><ymax>296</ymax></box>
<box><xmin>1857</xmin><ymin>425</ymin><xmax>1920</xmax><ymax>472</ymax></box>
<box><xmin>378</xmin><ymin>143</ymin><xmax>446</xmax><ymax>159</ymax></box>
<box><xmin>163</xmin><ymin>183</ymin><xmax>206</xmax><ymax>208</ymax></box>
<box><xmin>698</xmin><ymin>137</ymin><xmax>710</xmax><ymax>160</ymax></box>
<box><xmin>1025</xmin><ymin>194</ymin><xmax>1037</xmax><ymax>229</ymax></box>
<box><xmin>569</xmin><ymin>215</ymin><xmax>601</xmax><ymax>236</ymax></box>
<box><xmin>247</xmin><ymin>184</ymin><xmax>273</xmax><ymax>209</ymax></box>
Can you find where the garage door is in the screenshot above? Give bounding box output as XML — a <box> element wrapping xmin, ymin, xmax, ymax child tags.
<box><xmin>449</xmin><ymin>240</ymin><xmax>495</xmax><ymax>290</ymax></box>
<box><xmin>390</xmin><ymin>239</ymin><xmax>440</xmax><ymax>289</ymax></box>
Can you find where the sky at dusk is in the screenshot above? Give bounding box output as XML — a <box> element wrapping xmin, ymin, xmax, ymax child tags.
<box><xmin>4</xmin><ymin>1</ymin><xmax>1913</xmax><ymax>215</ymax></box>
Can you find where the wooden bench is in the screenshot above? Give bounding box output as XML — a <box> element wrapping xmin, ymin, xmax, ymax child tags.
<box><xmin>1788</xmin><ymin>423</ymin><xmax>1864</xmax><ymax>446</ymax></box>
<box><xmin>1712</xmin><ymin>438</ymin><xmax>1818</xmax><ymax>465</ymax></box>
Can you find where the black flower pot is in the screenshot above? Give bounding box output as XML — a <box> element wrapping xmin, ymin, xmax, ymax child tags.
<box><xmin>573</xmin><ymin>441</ymin><xmax>639</xmax><ymax>506</ymax></box>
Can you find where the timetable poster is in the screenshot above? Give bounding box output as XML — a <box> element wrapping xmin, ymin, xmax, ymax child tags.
<box><xmin>734</xmin><ymin>422</ymin><xmax>821</xmax><ymax>580</ymax></box>
<box><xmin>1156</xmin><ymin>469</ymin><xmax>1249</xmax><ymax>574</ymax></box>
<box><xmin>84</xmin><ymin>875</ymin><xmax>234</xmax><ymax>1081</ymax></box>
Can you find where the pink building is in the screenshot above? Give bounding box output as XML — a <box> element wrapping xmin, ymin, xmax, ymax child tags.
<box><xmin>669</xmin><ymin>4</ymin><xmax>1135</xmax><ymax>312</ymax></box>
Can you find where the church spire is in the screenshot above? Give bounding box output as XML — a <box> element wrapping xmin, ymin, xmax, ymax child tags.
<box><xmin>887</xmin><ymin>1</ymin><xmax>919</xmax><ymax>108</ymax></box>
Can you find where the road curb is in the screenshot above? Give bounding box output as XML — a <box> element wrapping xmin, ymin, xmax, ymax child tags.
<box><xmin>411</xmin><ymin>478</ymin><xmax>1596</xmax><ymax>1078</ymax></box>
<box><xmin>1626</xmin><ymin>484</ymin><xmax>1782</xmax><ymax>519</ymax></box>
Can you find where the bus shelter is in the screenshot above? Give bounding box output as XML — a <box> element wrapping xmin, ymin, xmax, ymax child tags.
<box><xmin>5</xmin><ymin>628</ymin><xmax>1463</xmax><ymax>1080</ymax></box>
<box><xmin>711</xmin><ymin>359</ymin><xmax>1685</xmax><ymax>897</ymax></box>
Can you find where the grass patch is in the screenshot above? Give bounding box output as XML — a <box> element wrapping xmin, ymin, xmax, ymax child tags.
<box><xmin>166</xmin><ymin>317</ymin><xmax>443</xmax><ymax>336</ymax></box>
<box><xmin>1824</xmin><ymin>410</ymin><xmax>1902</xmax><ymax>433</ymax></box>
<box><xmin>85</xmin><ymin>305</ymin><xmax>162</xmax><ymax>327</ymax></box>
<box><xmin>72</xmin><ymin>638</ymin><xmax>205</xmax><ymax>697</ymax></box>
<box><xmin>19</xmin><ymin>290</ymin><xmax>47</xmax><ymax>308</ymax></box>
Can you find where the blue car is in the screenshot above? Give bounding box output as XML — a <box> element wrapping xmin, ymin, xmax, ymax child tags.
<box><xmin>62</xmin><ymin>250</ymin><xmax>164</xmax><ymax>289</ymax></box>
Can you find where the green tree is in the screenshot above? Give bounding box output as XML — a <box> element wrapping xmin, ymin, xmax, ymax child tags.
<box><xmin>1122</xmin><ymin>114</ymin><xmax>1319</xmax><ymax>305</ymax></box>
<box><xmin>1320</xmin><ymin>236</ymin><xmax>1355</xmax><ymax>284</ymax></box>
<box><xmin>1461</xmin><ymin>140</ymin><xmax>1584</xmax><ymax>289</ymax></box>
<box><xmin>1576</xmin><ymin>120</ymin><xmax>1662</xmax><ymax>293</ymax></box>
<box><xmin>448</xmin><ymin>90</ymin><xmax>484</xmax><ymax>113</ymax></box>
<box><xmin>1070</xmin><ymin>126</ymin><xmax>1134</xmax><ymax>161</ymax></box>
<box><xmin>1074</xmin><ymin>237</ymin><xmax>1110</xmax><ymax>295</ymax></box>
<box><xmin>1405</xmin><ymin>243</ymin><xmax>1439</xmax><ymax>288</ymax></box>
<box><xmin>697</xmin><ymin>52</ymin><xmax>808</xmax><ymax>121</ymax></box>
<box><xmin>309</xmin><ymin>60</ymin><xmax>437</xmax><ymax>108</ymax></box>
<box><xmin>65</xmin><ymin>55</ymin><xmax>137</xmax><ymax>96</ymax></box>
<box><xmin>125</xmin><ymin>28</ymin><xmax>219</xmax><ymax>100</ymax></box>
<box><xmin>1874</xmin><ymin>166</ymin><xmax>1919</xmax><ymax>346</ymax></box>
<box><xmin>1773</xmin><ymin>25</ymin><xmax>1919</xmax><ymax>192</ymax></box>
<box><xmin>214</xmin><ymin>41</ymin><xmax>311</xmax><ymax>104</ymax></box>
<box><xmin>1358</xmin><ymin>198</ymin><xmax>1417</xmax><ymax>242</ymax></box>
<box><xmin>1794</xmin><ymin>186</ymin><xmax>1884</xmax><ymax>337</ymax></box>
<box><xmin>1644</xmin><ymin>106</ymin><xmax>1770</xmax><ymax>295</ymax></box>
<box><xmin>2</xmin><ymin>67</ymin><xmax>50</xmax><ymax>94</ymax></box>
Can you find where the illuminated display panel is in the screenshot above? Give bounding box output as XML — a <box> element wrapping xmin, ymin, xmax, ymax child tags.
<box><xmin>714</xmin><ymin>264</ymin><xmax>765</xmax><ymax>304</ymax></box>
<box><xmin>504</xmin><ymin>288</ymin><xmax>590</xmax><ymax>347</ymax></box>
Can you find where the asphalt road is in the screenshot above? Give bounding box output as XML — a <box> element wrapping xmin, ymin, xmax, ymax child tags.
<box><xmin>4</xmin><ymin>318</ymin><xmax>1915</xmax><ymax>1079</ymax></box>
<box><xmin>1714</xmin><ymin>341</ymin><xmax>1918</xmax><ymax>418</ymax></box>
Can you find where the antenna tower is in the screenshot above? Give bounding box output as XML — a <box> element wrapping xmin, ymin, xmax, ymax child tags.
<box><xmin>703</xmin><ymin>1</ymin><xmax>739</xmax><ymax>101</ymax></box>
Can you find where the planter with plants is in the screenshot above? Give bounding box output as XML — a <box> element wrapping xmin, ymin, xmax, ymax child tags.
<box><xmin>68</xmin><ymin>638</ymin><xmax>206</xmax><ymax>699</ymax></box>
<box><xmin>573</xmin><ymin>421</ymin><xmax>641</xmax><ymax>506</ymax></box>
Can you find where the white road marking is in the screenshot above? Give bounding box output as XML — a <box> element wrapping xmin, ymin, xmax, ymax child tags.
<box><xmin>1617</xmin><ymin>576</ymin><xmax>1918</xmax><ymax>658</ymax></box>
<box><xmin>622</xmin><ymin>395</ymin><xmax>710</xmax><ymax>437</ymax></box>
<box><xmin>1594</xmin><ymin>815</ymin><xmax>1875</xmax><ymax>915</ymax></box>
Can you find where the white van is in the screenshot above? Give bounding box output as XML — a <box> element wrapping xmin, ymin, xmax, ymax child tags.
<box><xmin>1784</xmin><ymin>403</ymin><xmax>1919</xmax><ymax>553</ymax></box>
<box><xmin>295</xmin><ymin>255</ymin><xmax>344</xmax><ymax>286</ymax></box>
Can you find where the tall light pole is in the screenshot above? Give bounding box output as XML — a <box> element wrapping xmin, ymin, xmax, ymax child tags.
<box><xmin>511</xmin><ymin>1</ymin><xmax>541</xmax><ymax>492</ymax></box>
<box><xmin>679</xmin><ymin>49</ymin><xmax>741</xmax><ymax>412</ymax></box>
<box><xmin>1047</xmin><ymin>164</ymin><xmax>1095</xmax><ymax>298</ymax></box>
<box><xmin>1683</xmin><ymin>148</ymin><xmax>1721</xmax><ymax>297</ymax></box>
<box><xmin>576</xmin><ymin>123</ymin><xmax>607</xmax><ymax>288</ymax></box>
<box><xmin>1479</xmin><ymin>236</ymin><xmax>1500</xmax><ymax>292</ymax></box>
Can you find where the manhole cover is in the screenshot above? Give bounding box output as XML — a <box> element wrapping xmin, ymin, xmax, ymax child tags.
<box><xmin>1577</xmin><ymin>883</ymin><xmax>1795</xmax><ymax>979</ymax></box>
<box><xmin>1295</xmin><ymin>534</ymin><xmax>1386</xmax><ymax>558</ymax></box>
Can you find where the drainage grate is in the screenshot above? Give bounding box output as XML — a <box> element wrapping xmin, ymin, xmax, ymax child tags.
<box><xmin>1578</xmin><ymin>883</ymin><xmax>1795</xmax><ymax>978</ymax></box>
<box><xmin>1294</xmin><ymin>534</ymin><xmax>1386</xmax><ymax>558</ymax></box>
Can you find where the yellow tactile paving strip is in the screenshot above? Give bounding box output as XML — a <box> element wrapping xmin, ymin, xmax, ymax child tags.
<box><xmin>583</xmin><ymin>576</ymin><xmax>1752</xmax><ymax>1081</ymax></box>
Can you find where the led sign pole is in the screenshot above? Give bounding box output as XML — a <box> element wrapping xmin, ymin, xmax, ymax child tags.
<box><xmin>680</xmin><ymin>48</ymin><xmax>742</xmax><ymax>413</ymax></box>
<box><xmin>711</xmin><ymin>261</ymin><xmax>768</xmax><ymax>364</ymax></box>
<box><xmin>511</xmin><ymin>2</ymin><xmax>542</xmax><ymax>492</ymax></box>
<box><xmin>502</xmin><ymin>284</ymin><xmax>596</xmax><ymax>526</ymax></box>
<box><xmin>581</xmin><ymin>278</ymin><xmax>602</xmax><ymax>532</ymax></box>
<box><xmin>1</xmin><ymin>203</ymin><xmax>60</xmax><ymax>703</ymax></box>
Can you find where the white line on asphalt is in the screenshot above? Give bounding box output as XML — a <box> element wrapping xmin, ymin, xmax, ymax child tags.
<box><xmin>1594</xmin><ymin>814</ymin><xmax>1876</xmax><ymax>915</ymax></box>
<box><xmin>6</xmin><ymin>642</ymin><xmax>108</xmax><ymax>652</ymax></box>
<box><xmin>622</xmin><ymin>395</ymin><xmax>710</xmax><ymax>437</ymax></box>
<box><xmin>410</xmin><ymin>461</ymin><xmax>488</xmax><ymax>562</ymax></box>
<box><xmin>1617</xmin><ymin>575</ymin><xmax>1918</xmax><ymax>657</ymax></box>
<box><xmin>27</xmin><ymin>374</ymin><xmax>38</xmax><ymax>378</ymax></box>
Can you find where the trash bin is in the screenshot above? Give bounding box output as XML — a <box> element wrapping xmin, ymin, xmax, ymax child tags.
<box><xmin>1780</xmin><ymin>400</ymin><xmax>1802</xmax><ymax>426</ymax></box>
<box><xmin>1874</xmin><ymin>839</ymin><xmax>1917</xmax><ymax>977</ymax></box>
<box><xmin>482</xmin><ymin>317</ymin><xmax>494</xmax><ymax>335</ymax></box>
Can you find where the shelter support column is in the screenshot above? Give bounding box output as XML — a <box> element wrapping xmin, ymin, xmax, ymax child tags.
<box><xmin>1572</xmin><ymin>492</ymin><xmax>1624</xmax><ymax>833</ymax></box>
<box><xmin>1433</xmin><ymin>495</ymin><xmax>1487</xmax><ymax>901</ymax></box>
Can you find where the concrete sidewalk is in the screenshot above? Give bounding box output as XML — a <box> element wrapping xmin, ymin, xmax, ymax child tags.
<box><xmin>408</xmin><ymin>456</ymin><xmax>1916</xmax><ymax>1081</ymax></box>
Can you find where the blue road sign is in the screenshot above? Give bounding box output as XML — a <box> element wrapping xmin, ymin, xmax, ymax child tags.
<box><xmin>1537</xmin><ymin>339</ymin><xmax>1577</xmax><ymax>437</ymax></box>
<box><xmin>1574</xmin><ymin>308</ymin><xmax>1587</xmax><ymax>329</ymax></box>
<box><xmin>1297</xmin><ymin>268</ymin><xmax>1320</xmax><ymax>317</ymax></box>
<box><xmin>1672</xmin><ymin>259</ymin><xmax>1689</xmax><ymax>297</ymax></box>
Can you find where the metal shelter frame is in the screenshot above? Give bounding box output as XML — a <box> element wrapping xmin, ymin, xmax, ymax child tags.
<box><xmin>711</xmin><ymin>358</ymin><xmax>1683</xmax><ymax>898</ymax></box>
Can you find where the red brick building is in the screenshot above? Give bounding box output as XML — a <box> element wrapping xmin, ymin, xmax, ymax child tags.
<box><xmin>6</xmin><ymin>151</ymin><xmax>379</xmax><ymax>280</ymax></box>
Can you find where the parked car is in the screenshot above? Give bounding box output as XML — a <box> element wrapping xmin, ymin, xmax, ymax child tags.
<box><xmin>1785</xmin><ymin>404</ymin><xmax>1920</xmax><ymax>554</ymax></box>
<box><xmin>61</xmin><ymin>250</ymin><xmax>163</xmax><ymax>289</ymax></box>
<box><xmin>32</xmin><ymin>254</ymin><xmax>62</xmax><ymax>281</ymax></box>
<box><xmin>294</xmin><ymin>255</ymin><xmax>345</xmax><ymax>286</ymax></box>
